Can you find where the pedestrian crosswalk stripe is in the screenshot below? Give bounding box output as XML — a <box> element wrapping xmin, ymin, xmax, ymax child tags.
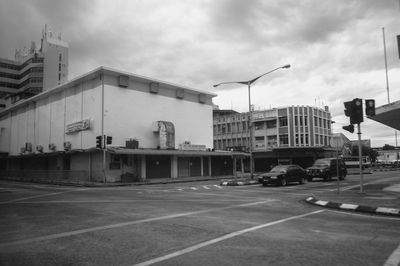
<box><xmin>202</xmin><ymin>186</ymin><xmax>210</xmax><ymax>190</ymax></box>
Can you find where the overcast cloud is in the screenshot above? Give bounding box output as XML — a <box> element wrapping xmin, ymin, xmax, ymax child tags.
<box><xmin>0</xmin><ymin>0</ymin><xmax>399</xmax><ymax>147</ymax></box>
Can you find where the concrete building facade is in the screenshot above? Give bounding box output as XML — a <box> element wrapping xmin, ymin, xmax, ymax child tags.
<box><xmin>213</xmin><ymin>106</ymin><xmax>334</xmax><ymax>170</ymax></box>
<box><xmin>0</xmin><ymin>25</ymin><xmax>68</xmax><ymax>108</ymax></box>
<box><xmin>0</xmin><ymin>67</ymin><xmax>246</xmax><ymax>182</ymax></box>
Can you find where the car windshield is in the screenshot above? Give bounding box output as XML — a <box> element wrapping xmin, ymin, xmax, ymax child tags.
<box><xmin>270</xmin><ymin>165</ymin><xmax>288</xmax><ymax>173</ymax></box>
<box><xmin>313</xmin><ymin>159</ymin><xmax>330</xmax><ymax>167</ymax></box>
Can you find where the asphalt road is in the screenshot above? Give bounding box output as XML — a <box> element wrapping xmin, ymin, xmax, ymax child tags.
<box><xmin>0</xmin><ymin>172</ymin><xmax>400</xmax><ymax>266</ymax></box>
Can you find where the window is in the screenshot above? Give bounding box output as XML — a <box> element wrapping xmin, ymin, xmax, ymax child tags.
<box><xmin>279</xmin><ymin>134</ymin><xmax>289</xmax><ymax>146</ymax></box>
<box><xmin>255</xmin><ymin>136</ymin><xmax>265</xmax><ymax>148</ymax></box>
<box><xmin>304</xmin><ymin>117</ymin><xmax>308</xmax><ymax>126</ymax></box>
<box><xmin>295</xmin><ymin>134</ymin><xmax>299</xmax><ymax>145</ymax></box>
<box><xmin>305</xmin><ymin>134</ymin><xmax>309</xmax><ymax>145</ymax></box>
<box><xmin>314</xmin><ymin>117</ymin><xmax>318</xmax><ymax>127</ymax></box>
<box><xmin>295</xmin><ymin>116</ymin><xmax>298</xmax><ymax>126</ymax></box>
<box><xmin>242</xmin><ymin>121</ymin><xmax>247</xmax><ymax>131</ymax></box>
<box><xmin>59</xmin><ymin>53</ymin><xmax>62</xmax><ymax>61</ymax></box>
<box><xmin>319</xmin><ymin>118</ymin><xmax>322</xmax><ymax>127</ymax></box>
<box><xmin>266</xmin><ymin>120</ymin><xmax>277</xmax><ymax>128</ymax></box>
<box><xmin>254</xmin><ymin>121</ymin><xmax>264</xmax><ymax>130</ymax></box>
<box><xmin>267</xmin><ymin>136</ymin><xmax>277</xmax><ymax>148</ymax></box>
<box><xmin>279</xmin><ymin>117</ymin><xmax>288</xmax><ymax>127</ymax></box>
<box><xmin>227</xmin><ymin>124</ymin><xmax>231</xmax><ymax>133</ymax></box>
<box><xmin>59</xmin><ymin>63</ymin><xmax>61</xmax><ymax>71</ymax></box>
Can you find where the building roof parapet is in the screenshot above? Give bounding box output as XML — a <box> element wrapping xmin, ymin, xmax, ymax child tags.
<box><xmin>0</xmin><ymin>66</ymin><xmax>217</xmax><ymax>117</ymax></box>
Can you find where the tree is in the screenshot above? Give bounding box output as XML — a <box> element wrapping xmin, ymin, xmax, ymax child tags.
<box><xmin>350</xmin><ymin>145</ymin><xmax>378</xmax><ymax>162</ymax></box>
<box><xmin>382</xmin><ymin>144</ymin><xmax>395</xmax><ymax>150</ymax></box>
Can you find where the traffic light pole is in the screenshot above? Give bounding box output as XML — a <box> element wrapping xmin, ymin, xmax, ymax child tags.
<box><xmin>357</xmin><ymin>123</ymin><xmax>364</xmax><ymax>193</ymax></box>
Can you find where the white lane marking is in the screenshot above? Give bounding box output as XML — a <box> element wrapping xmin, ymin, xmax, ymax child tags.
<box><xmin>12</xmin><ymin>199</ymin><xmax>275</xmax><ymax>204</ymax></box>
<box><xmin>315</xmin><ymin>200</ymin><xmax>328</xmax><ymax>206</ymax></box>
<box><xmin>213</xmin><ymin>185</ymin><xmax>223</xmax><ymax>189</ymax></box>
<box><xmin>0</xmin><ymin>188</ymin><xmax>90</xmax><ymax>204</ymax></box>
<box><xmin>190</xmin><ymin>187</ymin><xmax>198</xmax><ymax>190</ymax></box>
<box><xmin>383</xmin><ymin>243</ymin><xmax>400</xmax><ymax>266</ymax></box>
<box><xmin>376</xmin><ymin>207</ymin><xmax>400</xmax><ymax>215</ymax></box>
<box><xmin>202</xmin><ymin>186</ymin><xmax>210</xmax><ymax>190</ymax></box>
<box><xmin>0</xmin><ymin>200</ymin><xmax>274</xmax><ymax>248</ymax></box>
<box><xmin>340</xmin><ymin>203</ymin><xmax>358</xmax><ymax>210</ymax></box>
<box><xmin>327</xmin><ymin>210</ymin><xmax>400</xmax><ymax>221</ymax></box>
<box><xmin>177</xmin><ymin>188</ymin><xmax>183</xmax><ymax>191</ymax></box>
<box><xmin>133</xmin><ymin>210</ymin><xmax>325</xmax><ymax>266</ymax></box>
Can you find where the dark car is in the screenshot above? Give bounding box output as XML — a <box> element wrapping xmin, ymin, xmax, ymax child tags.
<box><xmin>258</xmin><ymin>164</ymin><xmax>307</xmax><ymax>186</ymax></box>
<box><xmin>306</xmin><ymin>158</ymin><xmax>347</xmax><ymax>181</ymax></box>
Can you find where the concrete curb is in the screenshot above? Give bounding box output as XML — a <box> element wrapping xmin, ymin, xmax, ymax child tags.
<box><xmin>220</xmin><ymin>180</ymin><xmax>259</xmax><ymax>186</ymax></box>
<box><xmin>305</xmin><ymin>196</ymin><xmax>400</xmax><ymax>217</ymax></box>
<box><xmin>0</xmin><ymin>176</ymin><xmax>235</xmax><ymax>187</ymax></box>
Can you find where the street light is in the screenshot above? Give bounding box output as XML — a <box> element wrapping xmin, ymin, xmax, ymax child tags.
<box><xmin>213</xmin><ymin>64</ymin><xmax>291</xmax><ymax>179</ymax></box>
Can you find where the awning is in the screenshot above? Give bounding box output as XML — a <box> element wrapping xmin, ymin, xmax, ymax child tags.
<box><xmin>108</xmin><ymin>147</ymin><xmax>249</xmax><ymax>157</ymax></box>
<box><xmin>369</xmin><ymin>100</ymin><xmax>400</xmax><ymax>130</ymax></box>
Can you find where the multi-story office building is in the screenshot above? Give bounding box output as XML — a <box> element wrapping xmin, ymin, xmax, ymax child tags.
<box><xmin>213</xmin><ymin>105</ymin><xmax>334</xmax><ymax>170</ymax></box>
<box><xmin>0</xmin><ymin>25</ymin><xmax>68</xmax><ymax>108</ymax></box>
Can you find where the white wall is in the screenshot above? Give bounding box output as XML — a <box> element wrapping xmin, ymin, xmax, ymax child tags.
<box><xmin>0</xmin><ymin>78</ymin><xmax>102</xmax><ymax>155</ymax></box>
<box><xmin>104</xmin><ymin>80</ymin><xmax>214</xmax><ymax>149</ymax></box>
<box><xmin>0</xmin><ymin>71</ymin><xmax>214</xmax><ymax>156</ymax></box>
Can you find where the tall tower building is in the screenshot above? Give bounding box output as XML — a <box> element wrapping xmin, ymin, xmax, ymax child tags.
<box><xmin>0</xmin><ymin>25</ymin><xmax>68</xmax><ymax>108</ymax></box>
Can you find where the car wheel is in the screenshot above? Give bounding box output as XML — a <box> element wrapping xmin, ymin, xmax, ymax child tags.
<box><xmin>299</xmin><ymin>177</ymin><xmax>306</xmax><ymax>184</ymax></box>
<box><xmin>307</xmin><ymin>177</ymin><xmax>313</xmax><ymax>182</ymax></box>
<box><xmin>262</xmin><ymin>182</ymin><xmax>268</xmax><ymax>187</ymax></box>
<box><xmin>280</xmin><ymin>178</ymin><xmax>287</xmax><ymax>186</ymax></box>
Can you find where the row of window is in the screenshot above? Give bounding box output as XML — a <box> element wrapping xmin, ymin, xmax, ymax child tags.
<box><xmin>214</xmin><ymin>134</ymin><xmax>291</xmax><ymax>150</ymax></box>
<box><xmin>0</xmin><ymin>67</ymin><xmax>43</xmax><ymax>80</ymax></box>
<box><xmin>0</xmin><ymin>57</ymin><xmax>44</xmax><ymax>71</ymax></box>
<box><xmin>214</xmin><ymin>115</ymin><xmax>331</xmax><ymax>135</ymax></box>
<box><xmin>0</xmin><ymin>77</ymin><xmax>43</xmax><ymax>89</ymax></box>
<box><xmin>215</xmin><ymin>132</ymin><xmax>331</xmax><ymax>150</ymax></box>
<box><xmin>214</xmin><ymin>117</ymin><xmax>289</xmax><ymax>135</ymax></box>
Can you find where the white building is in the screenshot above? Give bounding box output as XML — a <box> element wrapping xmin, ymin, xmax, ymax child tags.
<box><xmin>0</xmin><ymin>67</ymin><xmax>245</xmax><ymax>182</ymax></box>
<box><xmin>0</xmin><ymin>25</ymin><xmax>68</xmax><ymax>108</ymax></box>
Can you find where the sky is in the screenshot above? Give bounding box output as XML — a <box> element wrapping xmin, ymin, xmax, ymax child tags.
<box><xmin>0</xmin><ymin>0</ymin><xmax>399</xmax><ymax>147</ymax></box>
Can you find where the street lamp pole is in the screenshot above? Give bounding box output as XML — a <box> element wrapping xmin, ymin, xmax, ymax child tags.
<box><xmin>213</xmin><ymin>64</ymin><xmax>291</xmax><ymax>179</ymax></box>
<box><xmin>247</xmin><ymin>81</ymin><xmax>254</xmax><ymax>179</ymax></box>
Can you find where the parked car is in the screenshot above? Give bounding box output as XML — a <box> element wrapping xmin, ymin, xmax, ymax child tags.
<box><xmin>306</xmin><ymin>158</ymin><xmax>347</xmax><ymax>181</ymax></box>
<box><xmin>258</xmin><ymin>164</ymin><xmax>307</xmax><ymax>186</ymax></box>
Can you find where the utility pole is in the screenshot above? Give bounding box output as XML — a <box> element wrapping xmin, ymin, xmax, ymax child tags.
<box><xmin>357</xmin><ymin>123</ymin><xmax>364</xmax><ymax>193</ymax></box>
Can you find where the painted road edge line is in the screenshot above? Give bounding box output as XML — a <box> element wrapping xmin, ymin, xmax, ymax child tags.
<box><xmin>305</xmin><ymin>196</ymin><xmax>400</xmax><ymax>217</ymax></box>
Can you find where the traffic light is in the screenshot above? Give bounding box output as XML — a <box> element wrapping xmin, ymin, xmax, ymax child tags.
<box><xmin>342</xmin><ymin>124</ymin><xmax>354</xmax><ymax>133</ymax></box>
<box><xmin>96</xmin><ymin>135</ymin><xmax>103</xmax><ymax>149</ymax></box>
<box><xmin>365</xmin><ymin>99</ymin><xmax>375</xmax><ymax>116</ymax></box>
<box><xmin>343</xmin><ymin>98</ymin><xmax>363</xmax><ymax>125</ymax></box>
<box><xmin>351</xmin><ymin>98</ymin><xmax>363</xmax><ymax>124</ymax></box>
<box><xmin>344</xmin><ymin>101</ymin><xmax>353</xmax><ymax>118</ymax></box>
<box><xmin>106</xmin><ymin>136</ymin><xmax>112</xmax><ymax>145</ymax></box>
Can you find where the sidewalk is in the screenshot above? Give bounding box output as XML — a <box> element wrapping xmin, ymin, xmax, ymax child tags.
<box><xmin>305</xmin><ymin>181</ymin><xmax>400</xmax><ymax>217</ymax></box>
<box><xmin>0</xmin><ymin>174</ymin><xmax>248</xmax><ymax>187</ymax></box>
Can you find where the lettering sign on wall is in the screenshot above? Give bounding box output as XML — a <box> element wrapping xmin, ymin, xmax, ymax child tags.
<box><xmin>66</xmin><ymin>119</ymin><xmax>91</xmax><ymax>134</ymax></box>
